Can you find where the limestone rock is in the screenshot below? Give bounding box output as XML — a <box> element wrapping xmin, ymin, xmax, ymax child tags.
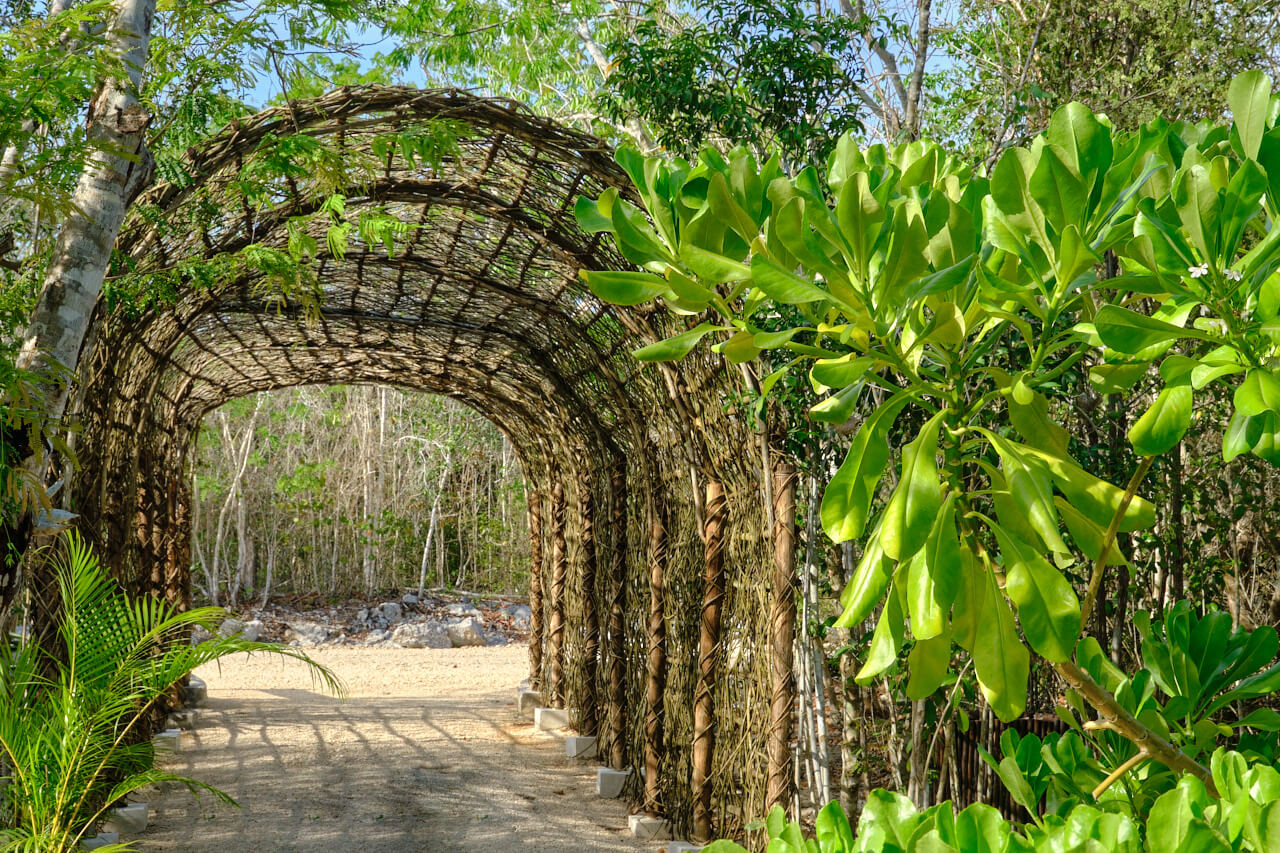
<box><xmin>391</xmin><ymin>621</ymin><xmax>450</xmax><ymax>649</ymax></box>
<box><xmin>379</xmin><ymin>602</ymin><xmax>403</xmax><ymax>623</ymax></box>
<box><xmin>218</xmin><ymin>618</ymin><xmax>244</xmax><ymax>638</ymax></box>
<box><xmin>288</xmin><ymin>621</ymin><xmax>328</xmax><ymax>646</ymax></box>
<box><xmin>190</xmin><ymin>626</ymin><xmax>213</xmax><ymax>645</ymax></box>
<box><xmin>401</xmin><ymin>592</ymin><xmax>419</xmax><ymax>606</ymax></box>
<box><xmin>446</xmin><ymin>616</ymin><xmax>488</xmax><ymax>647</ymax></box>
<box><xmin>241</xmin><ymin>619</ymin><xmax>264</xmax><ymax>642</ymax></box>
<box><xmin>445</xmin><ymin>602</ymin><xmax>481</xmax><ymax>620</ymax></box>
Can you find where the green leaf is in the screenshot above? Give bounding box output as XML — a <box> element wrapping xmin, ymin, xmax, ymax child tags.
<box><xmin>1149</xmin><ymin>776</ymin><xmax>1212</xmax><ymax>853</ymax></box>
<box><xmin>580</xmin><ymin>270</ymin><xmax>668</xmax><ymax>306</ymax></box>
<box><xmin>680</xmin><ymin>243</ymin><xmax>750</xmax><ymax>282</ymax></box>
<box><xmin>1093</xmin><ymin>305</ymin><xmax>1204</xmax><ymax>354</ymax></box>
<box><xmin>992</xmin><ymin>523</ymin><xmax>1082</xmax><ymax>662</ymax></box>
<box><xmin>856</xmin><ymin>580</ymin><xmax>906</xmax><ymax>683</ymax></box>
<box><xmin>814</xmin><ymin>801</ymin><xmax>855</xmax><ymax>853</ymax></box>
<box><xmin>631</xmin><ymin>323</ymin><xmax>725</xmax><ymax>362</ymax></box>
<box><xmin>906</xmin><ymin>633</ymin><xmax>953</xmax><ymax>700</ymax></box>
<box><xmin>822</xmin><ymin>393</ymin><xmax>912</xmax><ymax>543</ymax></box>
<box><xmin>1017</xmin><ymin>443</ymin><xmax>1156</xmax><ymax>532</ymax></box>
<box><xmin>835</xmin><ymin>526</ymin><xmax>893</xmax><ymax>629</ymax></box>
<box><xmin>1129</xmin><ymin>385</ymin><xmax>1193</xmax><ymax>456</ymax></box>
<box><xmin>810</xmin><ymin>384</ymin><xmax>862</xmax><ymax>425</ymax></box>
<box><xmin>908</xmin><ymin>496</ymin><xmax>962</xmax><ymax>640</ymax></box>
<box><xmin>751</xmin><ymin>254</ymin><xmax>832</xmax><ymax>305</ymax></box>
<box><xmin>1234</xmin><ymin>369</ymin><xmax>1280</xmax><ymax>417</ymax></box>
<box><xmin>1229</xmin><ymin>70</ymin><xmax>1273</xmax><ymax>161</ymax></box>
<box><xmin>811</xmin><ymin>354</ymin><xmax>874</xmax><ymax>390</ymax></box>
<box><xmin>972</xmin><ymin>568</ymin><xmax>1030</xmax><ymax>722</ymax></box>
<box><xmin>880</xmin><ymin>411</ymin><xmax>945</xmax><ymax>562</ymax></box>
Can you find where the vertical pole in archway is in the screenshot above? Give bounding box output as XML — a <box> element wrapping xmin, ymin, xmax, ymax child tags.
<box><xmin>642</xmin><ymin>497</ymin><xmax>667</xmax><ymax>815</ymax></box>
<box><xmin>548</xmin><ymin>479</ymin><xmax>568</xmax><ymax>707</ymax></box>
<box><xmin>606</xmin><ymin>461</ymin><xmax>629</xmax><ymax>769</ymax></box>
<box><xmin>768</xmin><ymin>461</ymin><xmax>798</xmax><ymax>811</ymax></box>
<box><xmin>165</xmin><ymin>475</ymin><xmax>191</xmax><ymax>615</ymax></box>
<box><xmin>527</xmin><ymin>489</ymin><xmax>544</xmax><ymax>693</ymax></box>
<box><xmin>692</xmin><ymin>479</ymin><xmax>727</xmax><ymax>842</ymax></box>
<box><xmin>577</xmin><ymin>454</ymin><xmax>600</xmax><ymax>737</ymax></box>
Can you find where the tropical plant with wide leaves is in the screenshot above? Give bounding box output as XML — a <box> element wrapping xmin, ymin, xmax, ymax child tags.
<box><xmin>576</xmin><ymin>70</ymin><xmax>1280</xmax><ymax>794</ymax></box>
<box><xmin>0</xmin><ymin>534</ymin><xmax>343</xmax><ymax>852</ymax></box>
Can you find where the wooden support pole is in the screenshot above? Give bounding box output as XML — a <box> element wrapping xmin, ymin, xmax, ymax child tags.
<box><xmin>643</xmin><ymin>498</ymin><xmax>668</xmax><ymax>816</ymax></box>
<box><xmin>607</xmin><ymin>461</ymin><xmax>629</xmax><ymax>769</ymax></box>
<box><xmin>692</xmin><ymin>479</ymin><xmax>727</xmax><ymax>843</ymax></box>
<box><xmin>527</xmin><ymin>489</ymin><xmax>545</xmax><ymax>692</ymax></box>
<box><xmin>767</xmin><ymin>461</ymin><xmax>798</xmax><ymax>812</ymax></box>
<box><xmin>548</xmin><ymin>479</ymin><xmax>568</xmax><ymax>707</ymax></box>
<box><xmin>577</xmin><ymin>455</ymin><xmax>600</xmax><ymax>737</ymax></box>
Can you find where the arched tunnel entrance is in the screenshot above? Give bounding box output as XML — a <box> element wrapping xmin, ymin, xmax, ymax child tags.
<box><xmin>58</xmin><ymin>88</ymin><xmax>795</xmax><ymax>840</ymax></box>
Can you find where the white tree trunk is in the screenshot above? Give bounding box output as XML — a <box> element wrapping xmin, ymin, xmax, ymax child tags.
<box><xmin>18</xmin><ymin>0</ymin><xmax>156</xmax><ymax>414</ymax></box>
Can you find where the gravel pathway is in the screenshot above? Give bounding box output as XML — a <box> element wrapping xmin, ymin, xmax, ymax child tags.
<box><xmin>138</xmin><ymin>645</ymin><xmax>655</xmax><ymax>852</ymax></box>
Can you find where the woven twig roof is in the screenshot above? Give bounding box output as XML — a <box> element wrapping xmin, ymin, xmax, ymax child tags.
<box><xmin>62</xmin><ymin>87</ymin><xmax>779</xmax><ymax>839</ymax></box>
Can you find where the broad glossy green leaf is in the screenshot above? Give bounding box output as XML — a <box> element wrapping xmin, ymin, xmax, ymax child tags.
<box><xmin>906</xmin><ymin>633</ymin><xmax>953</xmax><ymax>700</ymax></box>
<box><xmin>751</xmin><ymin>254</ymin><xmax>831</xmax><ymax>305</ymax></box>
<box><xmin>992</xmin><ymin>523</ymin><xmax>1082</xmax><ymax>662</ymax></box>
<box><xmin>810</xmin><ymin>384</ymin><xmax>862</xmax><ymax>425</ymax></box>
<box><xmin>1006</xmin><ymin>385</ymin><xmax>1070</xmax><ymax>458</ymax></box>
<box><xmin>880</xmin><ymin>412</ymin><xmax>945</xmax><ymax>562</ymax></box>
<box><xmin>1149</xmin><ymin>776</ymin><xmax>1213</xmax><ymax>853</ymax></box>
<box><xmin>811</xmin><ymin>353</ymin><xmax>873</xmax><ymax>390</ymax></box>
<box><xmin>855</xmin><ymin>789</ymin><xmax>921</xmax><ymax>852</ymax></box>
<box><xmin>631</xmin><ymin>323</ymin><xmax>725</xmax><ymax>362</ymax></box>
<box><xmin>972</xmin><ymin>568</ymin><xmax>1030</xmax><ymax>722</ymax></box>
<box><xmin>814</xmin><ymin>801</ymin><xmax>855</xmax><ymax>853</ymax></box>
<box><xmin>835</xmin><ymin>526</ymin><xmax>894</xmax><ymax>629</ymax></box>
<box><xmin>1017</xmin><ymin>444</ymin><xmax>1156</xmax><ymax>532</ymax></box>
<box><xmin>1234</xmin><ymin>369</ymin><xmax>1280</xmax><ymax>416</ymax></box>
<box><xmin>581</xmin><ymin>270</ymin><xmax>668</xmax><ymax>306</ymax></box>
<box><xmin>908</xmin><ymin>497</ymin><xmax>962</xmax><ymax>639</ymax></box>
<box><xmin>1030</xmin><ymin>145</ymin><xmax>1088</xmax><ymax>234</ymax></box>
<box><xmin>679</xmin><ymin>243</ymin><xmax>750</xmax><ymax>282</ymax></box>
<box><xmin>1093</xmin><ymin>305</ymin><xmax>1202</xmax><ymax>354</ymax></box>
<box><xmin>856</xmin><ymin>580</ymin><xmax>906</xmax><ymax>683</ymax></box>
<box><xmin>1229</xmin><ymin>70</ymin><xmax>1273</xmax><ymax>161</ymax></box>
<box><xmin>1129</xmin><ymin>385</ymin><xmax>1193</xmax><ymax>456</ymax></box>
<box><xmin>822</xmin><ymin>394</ymin><xmax>912</xmax><ymax>543</ymax></box>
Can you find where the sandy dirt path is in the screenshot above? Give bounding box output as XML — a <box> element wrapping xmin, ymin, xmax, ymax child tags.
<box><xmin>139</xmin><ymin>645</ymin><xmax>655</xmax><ymax>852</ymax></box>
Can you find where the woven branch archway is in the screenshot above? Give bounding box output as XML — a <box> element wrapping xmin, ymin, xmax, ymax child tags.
<box><xmin>61</xmin><ymin>87</ymin><xmax>795</xmax><ymax>841</ymax></box>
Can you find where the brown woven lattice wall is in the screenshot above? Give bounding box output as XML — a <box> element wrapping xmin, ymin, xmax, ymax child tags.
<box><xmin>56</xmin><ymin>87</ymin><xmax>794</xmax><ymax>841</ymax></box>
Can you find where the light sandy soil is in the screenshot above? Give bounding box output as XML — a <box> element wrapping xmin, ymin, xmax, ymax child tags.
<box><xmin>139</xmin><ymin>645</ymin><xmax>657</xmax><ymax>852</ymax></box>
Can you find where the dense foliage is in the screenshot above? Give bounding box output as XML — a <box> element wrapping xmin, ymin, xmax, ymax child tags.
<box><xmin>580</xmin><ymin>70</ymin><xmax>1280</xmax><ymax>846</ymax></box>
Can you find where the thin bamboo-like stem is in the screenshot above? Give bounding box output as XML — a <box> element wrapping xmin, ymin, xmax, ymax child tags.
<box><xmin>606</xmin><ymin>460</ymin><xmax>628</xmax><ymax>769</ymax></box>
<box><xmin>692</xmin><ymin>479</ymin><xmax>727</xmax><ymax>843</ymax></box>
<box><xmin>767</xmin><ymin>460</ymin><xmax>797</xmax><ymax>812</ymax></box>
<box><xmin>548</xmin><ymin>479</ymin><xmax>568</xmax><ymax>707</ymax></box>
<box><xmin>527</xmin><ymin>489</ymin><xmax>544</xmax><ymax>693</ymax></box>
<box><xmin>643</xmin><ymin>498</ymin><xmax>668</xmax><ymax>816</ymax></box>
<box><xmin>576</xmin><ymin>451</ymin><xmax>600</xmax><ymax>737</ymax></box>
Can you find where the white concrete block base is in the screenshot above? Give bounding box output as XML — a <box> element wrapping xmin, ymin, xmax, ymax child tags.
<box><xmin>534</xmin><ymin>707</ymin><xmax>569</xmax><ymax>731</ymax></box>
<box><xmin>517</xmin><ymin>689</ymin><xmax>542</xmax><ymax>718</ymax></box>
<box><xmin>183</xmin><ymin>674</ymin><xmax>207</xmax><ymax>707</ymax></box>
<box><xmin>628</xmin><ymin>814</ymin><xmax>672</xmax><ymax>841</ymax></box>
<box><xmin>103</xmin><ymin>802</ymin><xmax>148</xmax><ymax>835</ymax></box>
<box><xmin>81</xmin><ymin>832</ymin><xmax>119</xmax><ymax>850</ymax></box>
<box><xmin>167</xmin><ymin>709</ymin><xmax>198</xmax><ymax>730</ymax></box>
<box><xmin>667</xmin><ymin>843</ymin><xmax>703</xmax><ymax>853</ymax></box>
<box><xmin>596</xmin><ymin>766</ymin><xmax>629</xmax><ymax>798</ymax></box>
<box><xmin>565</xmin><ymin>735</ymin><xmax>597</xmax><ymax>760</ymax></box>
<box><xmin>152</xmin><ymin>728</ymin><xmax>181</xmax><ymax>752</ymax></box>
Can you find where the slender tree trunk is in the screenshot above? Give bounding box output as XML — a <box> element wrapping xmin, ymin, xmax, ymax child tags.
<box><xmin>577</xmin><ymin>454</ymin><xmax>600</xmax><ymax>738</ymax></box>
<box><xmin>527</xmin><ymin>489</ymin><xmax>545</xmax><ymax>692</ymax></box>
<box><xmin>3</xmin><ymin>0</ymin><xmax>159</xmax><ymax>611</ymax></box>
